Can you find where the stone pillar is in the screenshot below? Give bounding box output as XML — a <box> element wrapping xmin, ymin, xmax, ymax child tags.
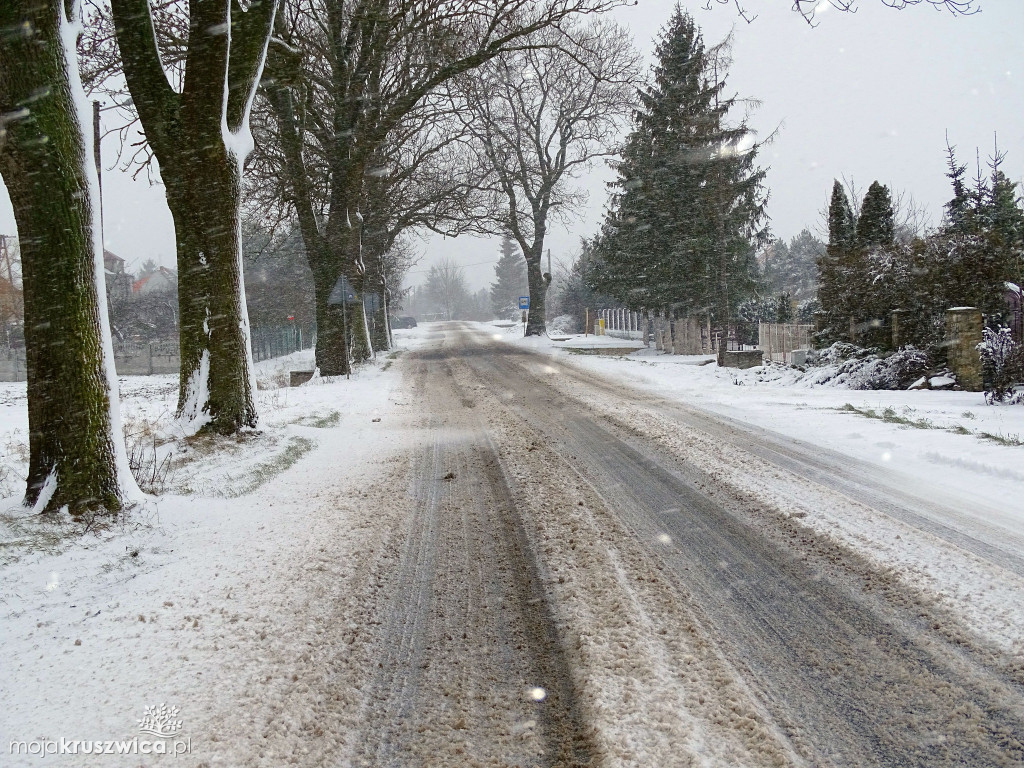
<box><xmin>945</xmin><ymin>307</ymin><xmax>983</xmax><ymax>391</ymax></box>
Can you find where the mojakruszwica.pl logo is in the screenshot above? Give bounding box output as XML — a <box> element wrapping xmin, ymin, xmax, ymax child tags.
<box><xmin>8</xmin><ymin>704</ymin><xmax>192</xmax><ymax>758</ymax></box>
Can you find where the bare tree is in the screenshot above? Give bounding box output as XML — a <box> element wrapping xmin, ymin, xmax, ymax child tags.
<box><xmin>257</xmin><ymin>0</ymin><xmax>626</xmax><ymax>375</ymax></box>
<box><xmin>249</xmin><ymin>86</ymin><xmax>484</xmax><ymax>352</ymax></box>
<box><xmin>423</xmin><ymin>257</ymin><xmax>471</xmax><ymax>321</ymax></box>
<box><xmin>705</xmin><ymin>0</ymin><xmax>978</xmax><ymax>26</ymax></box>
<box><xmin>0</xmin><ymin>0</ymin><xmax>134</xmax><ymax>514</ymax></box>
<box><xmin>456</xmin><ymin>19</ymin><xmax>639</xmax><ymax>335</ymax></box>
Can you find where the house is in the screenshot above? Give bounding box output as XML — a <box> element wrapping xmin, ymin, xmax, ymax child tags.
<box><xmin>133</xmin><ymin>267</ymin><xmax>177</xmax><ymax>296</ymax></box>
<box><xmin>104</xmin><ymin>249</ymin><xmax>133</xmax><ymax>301</ymax></box>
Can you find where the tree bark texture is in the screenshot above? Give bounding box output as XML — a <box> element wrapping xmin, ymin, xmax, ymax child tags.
<box><xmin>524</xmin><ymin>248</ymin><xmax>551</xmax><ymax>336</ymax></box>
<box><xmin>112</xmin><ymin>0</ymin><xmax>276</xmax><ymax>433</ymax></box>
<box><xmin>0</xmin><ymin>0</ymin><xmax>124</xmax><ymax>513</ymax></box>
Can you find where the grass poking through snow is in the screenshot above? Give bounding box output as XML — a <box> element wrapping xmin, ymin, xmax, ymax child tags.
<box><xmin>839</xmin><ymin>403</ymin><xmax>1022</xmax><ymax>446</ymax></box>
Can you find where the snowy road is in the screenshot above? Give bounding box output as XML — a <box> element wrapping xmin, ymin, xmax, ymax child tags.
<box><xmin>363</xmin><ymin>322</ymin><xmax>1024</xmax><ymax>767</ymax></box>
<box><xmin>353</xmin><ymin>349</ymin><xmax>593</xmax><ymax>766</ymax></box>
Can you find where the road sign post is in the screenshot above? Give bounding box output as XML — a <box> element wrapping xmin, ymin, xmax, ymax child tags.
<box><xmin>328</xmin><ymin>275</ymin><xmax>360</xmax><ymax>379</ymax></box>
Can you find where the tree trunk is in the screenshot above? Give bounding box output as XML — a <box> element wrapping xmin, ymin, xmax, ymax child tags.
<box><xmin>524</xmin><ymin>250</ymin><xmax>550</xmax><ymax>336</ymax></box>
<box><xmin>111</xmin><ymin>0</ymin><xmax>274</xmax><ymax>434</ymax></box>
<box><xmin>368</xmin><ymin>284</ymin><xmax>391</xmax><ymax>352</ymax></box>
<box><xmin>0</xmin><ymin>0</ymin><xmax>128</xmax><ymax>513</ymax></box>
<box><xmin>163</xmin><ymin>146</ymin><xmax>256</xmax><ymax>433</ymax></box>
<box><xmin>311</xmin><ymin>266</ymin><xmax>349</xmax><ymax>376</ymax></box>
<box><xmin>323</xmin><ymin>185</ymin><xmax>373</xmax><ymax>365</ymax></box>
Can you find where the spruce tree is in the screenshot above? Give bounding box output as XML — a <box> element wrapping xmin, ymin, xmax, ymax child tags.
<box><xmin>490</xmin><ymin>237</ymin><xmax>527</xmax><ymax>319</ymax></box>
<box><xmin>855</xmin><ymin>181</ymin><xmax>897</xmax><ymax>343</ymax></box>
<box><xmin>986</xmin><ymin>156</ymin><xmax>1024</xmax><ymax>293</ymax></box>
<box><xmin>943</xmin><ymin>141</ymin><xmax>972</xmax><ymax>235</ymax></box>
<box><xmin>786</xmin><ymin>229</ymin><xmax>826</xmax><ymax>300</ymax></box>
<box><xmin>590</xmin><ymin>6</ymin><xmax>768</xmax><ymax>325</ymax></box>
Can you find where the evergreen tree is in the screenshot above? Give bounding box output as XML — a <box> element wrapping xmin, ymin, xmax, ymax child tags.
<box><xmin>855</xmin><ymin>182</ymin><xmax>898</xmax><ymax>344</ymax></box>
<box><xmin>930</xmin><ymin>145</ymin><xmax>1023</xmax><ymax>321</ymax></box>
<box><xmin>943</xmin><ymin>141</ymin><xmax>972</xmax><ymax>235</ymax></box>
<box><xmin>490</xmin><ymin>237</ymin><xmax>527</xmax><ymax>319</ymax></box>
<box><xmin>590</xmin><ymin>6</ymin><xmax>768</xmax><ymax>326</ymax></box>
<box><xmin>857</xmin><ymin>182</ymin><xmax>896</xmax><ymax>249</ymax></box>
<box><xmin>986</xmin><ymin>155</ymin><xmax>1024</xmax><ymax>292</ymax></box>
<box><xmin>553</xmin><ymin>236</ymin><xmax>616</xmax><ymax>331</ymax></box>
<box><xmin>817</xmin><ymin>180</ymin><xmax>857</xmax><ymax>338</ymax></box>
<box><xmin>828</xmin><ymin>180</ymin><xmax>857</xmax><ymax>249</ymax></box>
<box><xmin>764</xmin><ymin>229</ymin><xmax>823</xmax><ymax>300</ymax></box>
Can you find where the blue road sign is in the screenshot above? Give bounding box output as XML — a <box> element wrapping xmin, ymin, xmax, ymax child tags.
<box><xmin>519</xmin><ymin>296</ymin><xmax>530</xmax><ymax>310</ymax></box>
<box><xmin>328</xmin><ymin>274</ymin><xmax>359</xmax><ymax>304</ymax></box>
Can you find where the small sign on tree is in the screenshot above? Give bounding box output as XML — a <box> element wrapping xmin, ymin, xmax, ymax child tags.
<box><xmin>328</xmin><ymin>275</ymin><xmax>359</xmax><ymax>305</ymax></box>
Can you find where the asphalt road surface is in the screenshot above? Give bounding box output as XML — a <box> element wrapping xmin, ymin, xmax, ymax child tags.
<box><xmin>352</xmin><ymin>323</ymin><xmax>1024</xmax><ymax>767</ymax></box>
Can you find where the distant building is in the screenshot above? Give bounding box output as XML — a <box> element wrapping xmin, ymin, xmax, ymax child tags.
<box><xmin>133</xmin><ymin>267</ymin><xmax>177</xmax><ymax>296</ymax></box>
<box><xmin>103</xmin><ymin>249</ymin><xmax>133</xmax><ymax>300</ymax></box>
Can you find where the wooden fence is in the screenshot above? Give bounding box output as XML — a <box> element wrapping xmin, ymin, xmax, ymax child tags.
<box><xmin>759</xmin><ymin>322</ymin><xmax>813</xmax><ymax>363</ymax></box>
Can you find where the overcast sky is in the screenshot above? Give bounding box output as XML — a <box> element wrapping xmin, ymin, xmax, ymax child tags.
<box><xmin>1</xmin><ymin>0</ymin><xmax>1021</xmax><ymax>293</ymax></box>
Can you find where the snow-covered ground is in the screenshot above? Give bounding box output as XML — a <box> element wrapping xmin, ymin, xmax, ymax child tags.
<box><xmin>3</xmin><ymin>324</ymin><xmax>1022</xmax><ymax>766</ymax></box>
<box><xmin>0</xmin><ymin>350</ymin><xmax>408</xmax><ymax>766</ymax></box>
<box><xmin>492</xmin><ymin>323</ymin><xmax>1023</xmax><ymax>515</ymax></box>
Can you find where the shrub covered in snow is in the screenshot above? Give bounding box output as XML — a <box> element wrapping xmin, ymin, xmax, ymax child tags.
<box><xmin>979</xmin><ymin>327</ymin><xmax>1024</xmax><ymax>404</ymax></box>
<box><xmin>548</xmin><ymin>314</ymin><xmax>579</xmax><ymax>335</ymax></box>
<box><xmin>796</xmin><ymin>343</ymin><xmax>931</xmax><ymax>390</ymax></box>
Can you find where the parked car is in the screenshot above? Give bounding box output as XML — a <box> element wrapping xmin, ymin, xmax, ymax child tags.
<box><xmin>391</xmin><ymin>316</ymin><xmax>418</xmax><ymax>329</ymax></box>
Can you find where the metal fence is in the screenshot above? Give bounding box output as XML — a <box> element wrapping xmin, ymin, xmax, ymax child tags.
<box><xmin>251</xmin><ymin>324</ymin><xmax>315</xmax><ymax>363</ymax></box>
<box><xmin>759</xmin><ymin>322</ymin><xmax>813</xmax><ymax>363</ymax></box>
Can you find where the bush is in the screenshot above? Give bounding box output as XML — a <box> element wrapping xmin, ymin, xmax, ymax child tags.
<box><xmin>548</xmin><ymin>314</ymin><xmax>578</xmax><ymax>334</ymax></box>
<box><xmin>864</xmin><ymin>346</ymin><xmax>931</xmax><ymax>390</ymax></box>
<box><xmin>803</xmin><ymin>342</ymin><xmax>931</xmax><ymax>390</ymax></box>
<box><xmin>979</xmin><ymin>327</ymin><xmax>1024</xmax><ymax>404</ymax></box>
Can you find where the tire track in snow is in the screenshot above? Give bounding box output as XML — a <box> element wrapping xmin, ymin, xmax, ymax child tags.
<box><xmin>452</xmin><ymin>326</ymin><xmax>1024</xmax><ymax>768</ymax></box>
<box><xmin>351</xmin><ymin>355</ymin><xmax>594</xmax><ymax>767</ymax></box>
<box><xmin>537</xmin><ymin>352</ymin><xmax>1024</xmax><ymax>578</ymax></box>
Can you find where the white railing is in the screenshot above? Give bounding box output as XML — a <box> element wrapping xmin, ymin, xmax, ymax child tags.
<box><xmin>596</xmin><ymin>308</ymin><xmax>645</xmax><ymax>341</ymax></box>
